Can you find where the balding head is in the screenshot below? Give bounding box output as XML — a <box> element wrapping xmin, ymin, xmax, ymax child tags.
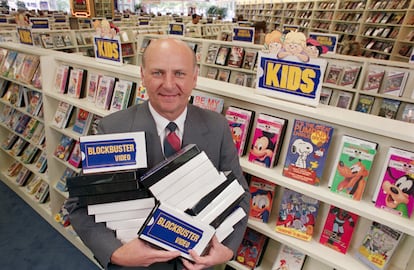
<box><xmin>142</xmin><ymin>38</ymin><xmax>197</xmax><ymax>70</ymax></box>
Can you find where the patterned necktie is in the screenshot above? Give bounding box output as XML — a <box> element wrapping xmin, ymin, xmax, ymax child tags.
<box><xmin>164</xmin><ymin>122</ymin><xmax>181</xmax><ymax>158</ymax></box>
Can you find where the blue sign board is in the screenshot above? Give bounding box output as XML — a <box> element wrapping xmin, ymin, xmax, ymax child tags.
<box><xmin>94</xmin><ymin>36</ymin><xmax>123</xmax><ymax>65</ymax></box>
<box><xmin>30</xmin><ymin>18</ymin><xmax>50</xmax><ymax>29</ymax></box>
<box><xmin>80</xmin><ymin>132</ymin><xmax>147</xmax><ymax>174</ymax></box>
<box><xmin>233</xmin><ymin>27</ymin><xmax>254</xmax><ymax>43</ymax></box>
<box><xmin>255</xmin><ymin>52</ymin><xmax>327</xmax><ymax>107</ymax></box>
<box><xmin>169</xmin><ymin>23</ymin><xmax>184</xmax><ymax>35</ymax></box>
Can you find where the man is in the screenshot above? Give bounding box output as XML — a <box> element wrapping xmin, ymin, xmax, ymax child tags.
<box><xmin>253</xmin><ymin>21</ymin><xmax>266</xmax><ymax>45</ymax></box>
<box><xmin>187</xmin><ymin>13</ymin><xmax>201</xmax><ymax>26</ymax></box>
<box><xmin>66</xmin><ymin>38</ymin><xmax>250</xmax><ymax>270</ymax></box>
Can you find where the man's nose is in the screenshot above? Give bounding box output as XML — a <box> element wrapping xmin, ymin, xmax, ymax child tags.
<box><xmin>163</xmin><ymin>73</ymin><xmax>175</xmax><ymax>88</ymax></box>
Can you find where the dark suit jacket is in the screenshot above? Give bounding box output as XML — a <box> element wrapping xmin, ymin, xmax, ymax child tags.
<box><xmin>66</xmin><ymin>101</ymin><xmax>250</xmax><ymax>270</ymax></box>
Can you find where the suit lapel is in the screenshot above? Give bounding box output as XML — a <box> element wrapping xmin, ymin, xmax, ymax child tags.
<box><xmin>183</xmin><ymin>105</ymin><xmax>210</xmax><ymax>150</ymax></box>
<box><xmin>131</xmin><ymin>102</ymin><xmax>165</xmax><ymax>167</ymax></box>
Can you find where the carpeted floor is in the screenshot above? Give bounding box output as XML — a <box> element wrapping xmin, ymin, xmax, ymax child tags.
<box><xmin>0</xmin><ymin>180</ymin><xmax>100</xmax><ymax>270</ymax></box>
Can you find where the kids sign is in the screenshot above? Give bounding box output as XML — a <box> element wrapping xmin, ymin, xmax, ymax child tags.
<box><xmin>17</xmin><ymin>27</ymin><xmax>33</xmax><ymax>45</ymax></box>
<box><xmin>256</xmin><ymin>52</ymin><xmax>326</xmax><ymax>107</ymax></box>
<box><xmin>93</xmin><ymin>36</ymin><xmax>123</xmax><ymax>65</ymax></box>
<box><xmin>256</xmin><ymin>30</ymin><xmax>329</xmax><ymax>106</ymax></box>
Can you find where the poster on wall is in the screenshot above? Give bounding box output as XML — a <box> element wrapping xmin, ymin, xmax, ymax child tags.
<box><xmin>308</xmin><ymin>32</ymin><xmax>339</xmax><ymax>54</ymax></box>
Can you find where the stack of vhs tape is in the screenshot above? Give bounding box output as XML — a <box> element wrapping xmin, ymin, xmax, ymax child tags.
<box><xmin>138</xmin><ymin>144</ymin><xmax>246</xmax><ymax>260</ymax></box>
<box><xmin>68</xmin><ymin>141</ymin><xmax>246</xmax><ymax>259</ymax></box>
<box><xmin>67</xmin><ymin>171</ymin><xmax>154</xmax><ymax>243</ymax></box>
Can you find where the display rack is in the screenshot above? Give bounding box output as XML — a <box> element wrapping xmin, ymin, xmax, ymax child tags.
<box><xmin>0</xmin><ymin>42</ymin><xmax>413</xmax><ymax>270</ymax></box>
<box><xmin>137</xmin><ymin>34</ymin><xmax>414</xmax><ymax>124</ymax></box>
<box><xmin>93</xmin><ymin>0</ymin><xmax>114</xmax><ymax>18</ymax></box>
<box><xmin>0</xmin><ymin>45</ymin><xmax>100</xmax><ymax>267</ymax></box>
<box><xmin>236</xmin><ymin>0</ymin><xmax>414</xmax><ymax>62</ymax></box>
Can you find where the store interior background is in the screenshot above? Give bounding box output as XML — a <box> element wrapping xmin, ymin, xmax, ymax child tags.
<box><xmin>1</xmin><ymin>1</ymin><xmax>414</xmax><ymax>270</ymax></box>
<box><xmin>1</xmin><ymin>0</ymin><xmax>237</xmax><ymax>20</ymax></box>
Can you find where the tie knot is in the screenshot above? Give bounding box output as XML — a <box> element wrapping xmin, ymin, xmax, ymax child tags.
<box><xmin>166</xmin><ymin>122</ymin><xmax>177</xmax><ymax>132</ymax></box>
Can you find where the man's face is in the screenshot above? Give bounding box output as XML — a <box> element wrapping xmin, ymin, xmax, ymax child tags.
<box><xmin>141</xmin><ymin>40</ymin><xmax>197</xmax><ymax>120</ymax></box>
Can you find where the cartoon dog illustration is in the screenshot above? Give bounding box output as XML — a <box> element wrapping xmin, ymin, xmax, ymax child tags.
<box><xmin>381</xmin><ymin>167</ymin><xmax>414</xmax><ymax>217</ymax></box>
<box><xmin>336</xmin><ymin>158</ymin><xmax>369</xmax><ymax>200</ymax></box>
<box><xmin>291</xmin><ymin>139</ymin><xmax>313</xmax><ymax>168</ymax></box>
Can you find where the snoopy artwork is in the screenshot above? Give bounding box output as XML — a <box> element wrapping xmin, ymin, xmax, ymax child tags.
<box><xmin>283</xmin><ymin>119</ymin><xmax>334</xmax><ymax>185</ymax></box>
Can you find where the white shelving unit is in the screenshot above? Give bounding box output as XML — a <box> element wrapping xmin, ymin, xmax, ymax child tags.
<box><xmin>193</xmin><ymin>77</ymin><xmax>414</xmax><ymax>270</ymax></box>
<box><xmin>0</xmin><ymin>41</ymin><xmax>413</xmax><ymax>270</ymax></box>
<box><xmin>137</xmin><ymin>34</ymin><xmax>414</xmax><ymax>124</ymax></box>
<box><xmin>236</xmin><ymin>0</ymin><xmax>414</xmax><ymax>62</ymax></box>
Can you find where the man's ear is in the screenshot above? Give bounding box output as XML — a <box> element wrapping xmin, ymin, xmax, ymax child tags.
<box><xmin>140</xmin><ymin>67</ymin><xmax>146</xmax><ymax>87</ymax></box>
<box><xmin>192</xmin><ymin>66</ymin><xmax>198</xmax><ymax>87</ymax></box>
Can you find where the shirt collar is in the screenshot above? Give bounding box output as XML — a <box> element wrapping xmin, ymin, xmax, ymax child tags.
<box><xmin>148</xmin><ymin>101</ymin><xmax>187</xmax><ymax>138</ymax></box>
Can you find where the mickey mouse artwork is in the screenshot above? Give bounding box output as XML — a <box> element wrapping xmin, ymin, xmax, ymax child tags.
<box><xmin>263</xmin><ymin>29</ymin><xmax>328</xmax><ymax>62</ymax></box>
<box><xmin>249</xmin><ymin>131</ymin><xmax>276</xmax><ymax>168</ymax></box>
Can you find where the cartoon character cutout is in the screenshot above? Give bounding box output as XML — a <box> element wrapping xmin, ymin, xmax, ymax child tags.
<box><xmin>277</xmin><ymin>31</ymin><xmax>309</xmax><ymax>62</ymax></box>
<box><xmin>264</xmin><ymin>30</ymin><xmax>283</xmax><ymax>55</ymax></box>
<box><xmin>93</xmin><ymin>19</ymin><xmax>118</xmax><ymax>39</ymax></box>
<box><xmin>250</xmin><ymin>189</ymin><xmax>272</xmax><ymax>222</ymax></box>
<box><xmin>15</xmin><ymin>13</ymin><xmax>30</xmax><ymax>27</ymax></box>
<box><xmin>304</xmin><ymin>38</ymin><xmax>329</xmax><ymax>58</ymax></box>
<box><xmin>249</xmin><ymin>131</ymin><xmax>275</xmax><ymax>168</ymax></box>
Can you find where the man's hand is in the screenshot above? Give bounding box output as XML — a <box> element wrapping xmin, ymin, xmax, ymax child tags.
<box><xmin>110</xmin><ymin>238</ymin><xmax>180</xmax><ymax>267</ymax></box>
<box><xmin>181</xmin><ymin>236</ymin><xmax>233</xmax><ymax>270</ymax></box>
